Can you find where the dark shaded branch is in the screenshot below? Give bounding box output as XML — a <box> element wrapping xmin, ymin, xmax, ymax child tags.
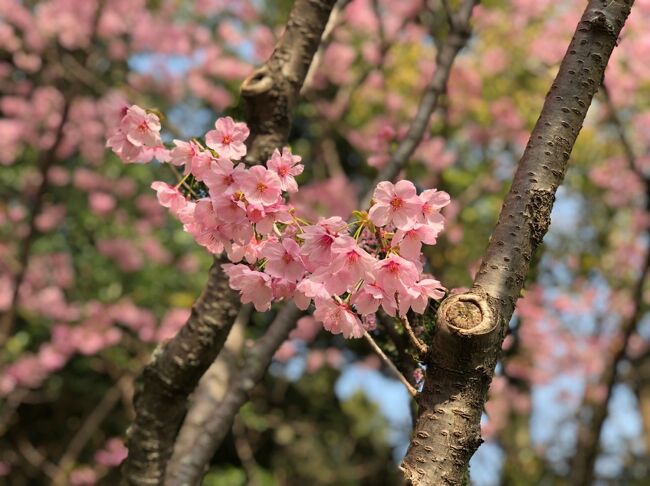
<box><xmin>601</xmin><ymin>82</ymin><xmax>644</xmax><ymax>178</ymax></box>
<box><xmin>122</xmin><ymin>2</ymin><xmax>337</xmax><ymax>484</ymax></box>
<box><xmin>361</xmin><ymin>0</ymin><xmax>477</xmax><ymax>208</ymax></box>
<box><xmin>53</xmin><ymin>375</ymin><xmax>129</xmax><ymax>485</ymax></box>
<box><xmin>0</xmin><ymin>99</ymin><xmax>71</xmax><ymax>348</ymax></box>
<box><xmin>166</xmin><ymin>305</ymin><xmax>250</xmax><ymax>478</ymax></box>
<box><xmin>241</xmin><ymin>0</ymin><xmax>339</xmax><ymax>165</ymax></box>
<box><xmin>122</xmin><ymin>260</ymin><xmax>240</xmax><ymax>486</ymax></box>
<box><xmin>570</xmin><ymin>132</ymin><xmax>650</xmax><ymax>485</ymax></box>
<box><xmin>164</xmin><ymin>303</ymin><xmax>302</xmax><ymax>485</ymax></box>
<box><xmin>401</xmin><ymin>2</ymin><xmax>634</xmax><ymax>484</ymax></box>
<box><xmin>570</xmin><ymin>227</ymin><xmax>649</xmax><ymax>485</ymax></box>
<box><xmin>634</xmin><ymin>354</ymin><xmax>650</xmax><ymax>459</ymax></box>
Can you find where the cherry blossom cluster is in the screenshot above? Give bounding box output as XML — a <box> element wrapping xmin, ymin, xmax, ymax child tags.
<box><xmin>107</xmin><ymin>105</ymin><xmax>450</xmax><ymax>339</ymax></box>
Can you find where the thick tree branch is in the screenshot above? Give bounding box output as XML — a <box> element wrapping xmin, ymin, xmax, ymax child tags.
<box><xmin>122</xmin><ymin>2</ymin><xmax>337</xmax><ymax>484</ymax></box>
<box><xmin>361</xmin><ymin>0</ymin><xmax>477</xmax><ymax>209</ymax></box>
<box><xmin>164</xmin><ymin>303</ymin><xmax>302</xmax><ymax>485</ymax></box>
<box><xmin>401</xmin><ymin>2</ymin><xmax>634</xmax><ymax>484</ymax></box>
<box><xmin>241</xmin><ymin>0</ymin><xmax>339</xmax><ymax>165</ymax></box>
<box><xmin>165</xmin><ymin>305</ymin><xmax>250</xmax><ymax>479</ymax></box>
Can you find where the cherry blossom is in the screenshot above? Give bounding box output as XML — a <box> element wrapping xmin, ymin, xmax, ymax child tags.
<box><xmin>223</xmin><ymin>264</ymin><xmax>273</xmax><ymax>311</ymax></box>
<box><xmin>237</xmin><ymin>165</ymin><xmax>282</xmax><ymax>205</ymax></box>
<box><xmin>110</xmin><ymin>109</ymin><xmax>449</xmax><ymax>339</ymax></box>
<box><xmin>368</xmin><ymin>180</ymin><xmax>421</xmax><ymax>230</ymax></box>
<box><xmin>313</xmin><ymin>299</ymin><xmax>365</xmax><ymax>339</ymax></box>
<box><xmin>267</xmin><ymin>147</ymin><xmax>304</xmax><ymax>192</ymax></box>
<box><xmin>205</xmin><ymin>116</ymin><xmax>249</xmax><ymax>160</ymax></box>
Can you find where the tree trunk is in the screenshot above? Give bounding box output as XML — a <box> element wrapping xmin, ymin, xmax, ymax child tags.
<box><xmin>400</xmin><ymin>1</ymin><xmax>634</xmax><ymax>484</ymax></box>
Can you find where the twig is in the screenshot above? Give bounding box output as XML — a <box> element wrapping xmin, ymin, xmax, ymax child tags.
<box><xmin>363</xmin><ymin>331</ymin><xmax>417</xmax><ymax>397</ymax></box>
<box><xmin>601</xmin><ymin>82</ymin><xmax>644</xmax><ymax>180</ymax></box>
<box><xmin>399</xmin><ymin>315</ymin><xmax>429</xmax><ymax>356</ymax></box>
<box><xmin>302</xmin><ymin>0</ymin><xmax>351</xmax><ymax>97</ymax></box>
<box><xmin>570</xmin><ymin>96</ymin><xmax>650</xmax><ymax>485</ymax></box>
<box><xmin>53</xmin><ymin>375</ymin><xmax>130</xmax><ymax>485</ymax></box>
<box><xmin>361</xmin><ymin>0</ymin><xmax>477</xmax><ymax>208</ymax></box>
<box><xmin>232</xmin><ymin>415</ymin><xmax>259</xmax><ymax>485</ymax></box>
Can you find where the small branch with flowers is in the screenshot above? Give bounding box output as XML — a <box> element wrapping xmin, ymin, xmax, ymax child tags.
<box><xmin>108</xmin><ymin>104</ymin><xmax>449</xmax><ymax>351</ymax></box>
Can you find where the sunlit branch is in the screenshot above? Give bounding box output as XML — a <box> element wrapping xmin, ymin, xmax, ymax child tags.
<box><xmin>361</xmin><ymin>0</ymin><xmax>478</xmax><ymax>208</ymax></box>
<box><xmin>364</xmin><ymin>330</ymin><xmax>418</xmax><ymax>397</ymax></box>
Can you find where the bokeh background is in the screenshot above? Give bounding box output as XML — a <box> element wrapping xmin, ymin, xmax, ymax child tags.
<box><xmin>2</xmin><ymin>0</ymin><xmax>650</xmax><ymax>484</ymax></box>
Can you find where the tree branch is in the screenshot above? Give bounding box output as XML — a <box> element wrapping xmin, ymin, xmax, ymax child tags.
<box><xmin>122</xmin><ymin>1</ymin><xmax>338</xmax><ymax>484</ymax></box>
<box><xmin>364</xmin><ymin>331</ymin><xmax>418</xmax><ymax>397</ymax></box>
<box><xmin>0</xmin><ymin>98</ymin><xmax>71</xmax><ymax>348</ymax></box>
<box><xmin>570</xmin><ymin>129</ymin><xmax>650</xmax><ymax>486</ymax></box>
<box><xmin>165</xmin><ymin>305</ymin><xmax>250</xmax><ymax>479</ymax></box>
<box><xmin>164</xmin><ymin>303</ymin><xmax>302</xmax><ymax>485</ymax></box>
<box><xmin>361</xmin><ymin>0</ymin><xmax>477</xmax><ymax>209</ymax></box>
<box><xmin>401</xmin><ymin>1</ymin><xmax>634</xmax><ymax>484</ymax></box>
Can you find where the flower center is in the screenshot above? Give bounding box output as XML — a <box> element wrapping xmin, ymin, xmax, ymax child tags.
<box><xmin>222</xmin><ymin>134</ymin><xmax>233</xmax><ymax>145</ymax></box>
<box><xmin>282</xmin><ymin>253</ymin><xmax>293</xmax><ymax>264</ymax></box>
<box><xmin>256</xmin><ymin>182</ymin><xmax>268</xmax><ymax>194</ymax></box>
<box><xmin>385</xmin><ymin>260</ymin><xmax>400</xmax><ymax>273</ymax></box>
<box><xmin>390</xmin><ymin>197</ymin><xmax>403</xmax><ymax>209</ymax></box>
<box><xmin>278</xmin><ymin>166</ymin><xmax>289</xmax><ymax>176</ymax></box>
<box><xmin>137</xmin><ymin>121</ymin><xmax>149</xmax><ymax>132</ymax></box>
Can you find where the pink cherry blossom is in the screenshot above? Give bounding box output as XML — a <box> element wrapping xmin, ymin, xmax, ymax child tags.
<box><xmin>204</xmin><ymin>157</ymin><xmax>245</xmax><ymax>195</ymax></box>
<box><xmin>94</xmin><ymin>438</ymin><xmax>128</xmax><ymax>467</ymax></box>
<box><xmin>150</xmin><ymin>181</ymin><xmax>187</xmax><ymax>215</ymax></box>
<box><xmin>392</xmin><ymin>223</ymin><xmax>440</xmax><ymax>260</ymax></box>
<box><xmin>316</xmin><ymin>235</ymin><xmax>376</xmax><ymax>294</ymax></box>
<box><xmin>266</xmin><ymin>147</ymin><xmax>303</xmax><ymax>192</ymax></box>
<box><xmin>313</xmin><ymin>299</ymin><xmax>365</xmax><ymax>339</ymax></box>
<box><xmin>223</xmin><ymin>264</ymin><xmax>273</xmax><ymax>311</ymax></box>
<box><xmin>261</xmin><ymin>238</ymin><xmax>305</xmax><ymax>282</ymax></box>
<box><xmin>399</xmin><ymin>278</ymin><xmax>445</xmax><ymax>315</ymax></box>
<box><xmin>374</xmin><ymin>254</ymin><xmax>419</xmax><ymax>294</ymax></box>
<box><xmin>289</xmin><ymin>315</ymin><xmax>322</xmax><ymax>342</ymax></box>
<box><xmin>211</xmin><ymin>193</ymin><xmax>247</xmax><ymax>223</ymax></box>
<box><xmin>106</xmin><ymin>129</ymin><xmax>143</xmax><ymax>163</ymax></box>
<box><xmin>237</xmin><ymin>165</ymin><xmax>282</xmax><ymax>205</ymax></box>
<box><xmin>170</xmin><ymin>139</ymin><xmax>214</xmax><ymax>180</ymax></box>
<box><xmin>351</xmin><ymin>283</ymin><xmax>385</xmax><ymax>315</ymax></box>
<box><xmin>418</xmin><ymin>188</ymin><xmax>450</xmax><ymax>228</ymax></box>
<box><xmin>294</xmin><ymin>278</ymin><xmax>330</xmax><ymax>310</ymax></box>
<box><xmin>121</xmin><ymin>105</ymin><xmax>162</xmax><ymax>147</ymax></box>
<box><xmin>300</xmin><ymin>216</ymin><xmax>347</xmax><ymax>268</ymax></box>
<box><xmin>205</xmin><ymin>116</ymin><xmax>249</xmax><ymax>160</ymax></box>
<box><xmin>368</xmin><ymin>180</ymin><xmax>421</xmax><ymax>230</ymax></box>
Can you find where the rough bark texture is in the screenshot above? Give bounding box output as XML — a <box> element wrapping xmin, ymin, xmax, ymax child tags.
<box><xmin>400</xmin><ymin>1</ymin><xmax>634</xmax><ymax>484</ymax></box>
<box><xmin>241</xmin><ymin>0</ymin><xmax>339</xmax><ymax>165</ymax></box>
<box><xmin>164</xmin><ymin>303</ymin><xmax>302</xmax><ymax>486</ymax></box>
<box><xmin>166</xmin><ymin>306</ymin><xmax>250</xmax><ymax>479</ymax></box>
<box><xmin>121</xmin><ymin>1</ymin><xmax>337</xmax><ymax>484</ymax></box>
<box><xmin>122</xmin><ymin>260</ymin><xmax>240</xmax><ymax>486</ymax></box>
